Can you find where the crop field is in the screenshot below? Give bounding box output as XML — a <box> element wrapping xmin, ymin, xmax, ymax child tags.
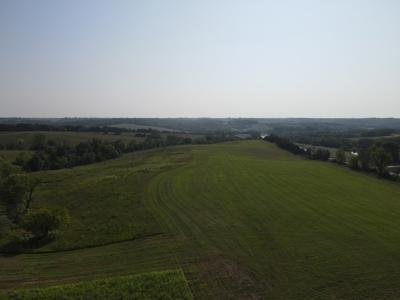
<box><xmin>1</xmin><ymin>141</ymin><xmax>400</xmax><ymax>299</ymax></box>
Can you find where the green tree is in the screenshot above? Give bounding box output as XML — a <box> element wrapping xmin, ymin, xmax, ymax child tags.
<box><xmin>315</xmin><ymin>148</ymin><xmax>330</xmax><ymax>161</ymax></box>
<box><xmin>0</xmin><ymin>228</ymin><xmax>32</xmax><ymax>252</ymax></box>
<box><xmin>382</xmin><ymin>142</ymin><xmax>399</xmax><ymax>162</ymax></box>
<box><xmin>349</xmin><ymin>155</ymin><xmax>359</xmax><ymax>170</ymax></box>
<box><xmin>127</xmin><ymin>139</ymin><xmax>137</xmax><ymax>152</ymax></box>
<box><xmin>335</xmin><ymin>149</ymin><xmax>346</xmax><ymax>164</ymax></box>
<box><xmin>14</xmin><ymin>151</ymin><xmax>30</xmax><ymax>168</ymax></box>
<box><xmin>31</xmin><ymin>134</ymin><xmax>46</xmax><ymax>150</ymax></box>
<box><xmin>371</xmin><ymin>147</ymin><xmax>392</xmax><ymax>177</ymax></box>
<box><xmin>0</xmin><ymin>173</ymin><xmax>30</xmax><ymax>221</ymax></box>
<box><xmin>21</xmin><ymin>208</ymin><xmax>70</xmax><ymax>239</ymax></box>
<box><xmin>26</xmin><ymin>152</ymin><xmax>45</xmax><ymax>171</ymax></box>
<box><xmin>166</xmin><ymin>135</ymin><xmax>182</xmax><ymax>146</ymax></box>
<box><xmin>183</xmin><ymin>137</ymin><xmax>193</xmax><ymax>144</ymax></box>
<box><xmin>358</xmin><ymin>148</ymin><xmax>371</xmax><ymax>171</ymax></box>
<box><xmin>0</xmin><ymin>158</ymin><xmax>17</xmax><ymax>178</ymax></box>
<box><xmin>0</xmin><ymin>160</ymin><xmax>40</xmax><ymax>221</ymax></box>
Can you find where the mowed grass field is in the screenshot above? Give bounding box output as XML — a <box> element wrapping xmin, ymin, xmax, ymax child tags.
<box><xmin>1</xmin><ymin>141</ymin><xmax>400</xmax><ymax>299</ymax></box>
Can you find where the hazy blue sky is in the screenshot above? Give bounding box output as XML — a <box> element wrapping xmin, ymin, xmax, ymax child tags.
<box><xmin>1</xmin><ymin>0</ymin><xmax>399</xmax><ymax>118</ymax></box>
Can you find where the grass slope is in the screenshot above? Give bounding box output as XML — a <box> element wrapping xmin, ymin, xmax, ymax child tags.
<box><xmin>28</xmin><ymin>147</ymin><xmax>191</xmax><ymax>251</ymax></box>
<box><xmin>1</xmin><ymin>141</ymin><xmax>400</xmax><ymax>299</ymax></box>
<box><xmin>0</xmin><ymin>270</ymin><xmax>192</xmax><ymax>300</ymax></box>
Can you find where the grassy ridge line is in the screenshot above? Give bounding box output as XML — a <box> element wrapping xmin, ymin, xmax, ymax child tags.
<box><xmin>0</xmin><ymin>269</ymin><xmax>193</xmax><ymax>300</ymax></box>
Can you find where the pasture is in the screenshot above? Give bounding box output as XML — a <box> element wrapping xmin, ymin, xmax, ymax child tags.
<box><xmin>1</xmin><ymin>141</ymin><xmax>400</xmax><ymax>299</ymax></box>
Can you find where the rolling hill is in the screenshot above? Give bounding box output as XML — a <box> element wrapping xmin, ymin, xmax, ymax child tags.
<box><xmin>1</xmin><ymin>140</ymin><xmax>400</xmax><ymax>299</ymax></box>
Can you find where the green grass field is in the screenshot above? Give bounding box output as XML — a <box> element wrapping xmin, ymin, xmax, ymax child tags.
<box><xmin>0</xmin><ymin>270</ymin><xmax>192</xmax><ymax>300</ymax></box>
<box><xmin>1</xmin><ymin>140</ymin><xmax>400</xmax><ymax>299</ymax></box>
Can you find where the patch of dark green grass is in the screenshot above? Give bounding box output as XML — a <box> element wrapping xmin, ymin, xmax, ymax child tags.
<box><xmin>0</xmin><ymin>270</ymin><xmax>192</xmax><ymax>300</ymax></box>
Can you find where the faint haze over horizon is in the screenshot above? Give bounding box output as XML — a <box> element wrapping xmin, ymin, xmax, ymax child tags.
<box><xmin>1</xmin><ymin>0</ymin><xmax>399</xmax><ymax>118</ymax></box>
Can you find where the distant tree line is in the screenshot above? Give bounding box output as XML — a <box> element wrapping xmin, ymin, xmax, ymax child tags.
<box><xmin>0</xmin><ymin>123</ymin><xmax>245</xmax><ymax>150</ymax></box>
<box><xmin>270</xmin><ymin>125</ymin><xmax>399</xmax><ymax>149</ymax></box>
<box><xmin>0</xmin><ymin>123</ymin><xmax>138</xmax><ymax>133</ymax></box>
<box><xmin>264</xmin><ymin>134</ymin><xmax>400</xmax><ymax>180</ymax></box>
<box><xmin>0</xmin><ymin>123</ymin><xmax>182</xmax><ymax>134</ymax></box>
<box><xmin>344</xmin><ymin>141</ymin><xmax>399</xmax><ymax>178</ymax></box>
<box><xmin>263</xmin><ymin>135</ymin><xmax>305</xmax><ymax>155</ymax></box>
<box><xmin>264</xmin><ymin>135</ymin><xmax>330</xmax><ymax>160</ymax></box>
<box><xmin>13</xmin><ymin>131</ymin><xmax>239</xmax><ymax>172</ymax></box>
<box><xmin>0</xmin><ymin>124</ymin><xmax>179</xmax><ymax>150</ymax></box>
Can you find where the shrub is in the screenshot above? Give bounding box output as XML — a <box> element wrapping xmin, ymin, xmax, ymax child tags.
<box><xmin>335</xmin><ymin>149</ymin><xmax>346</xmax><ymax>164</ymax></box>
<box><xmin>371</xmin><ymin>146</ymin><xmax>392</xmax><ymax>177</ymax></box>
<box><xmin>0</xmin><ymin>228</ymin><xmax>32</xmax><ymax>252</ymax></box>
<box><xmin>349</xmin><ymin>156</ymin><xmax>359</xmax><ymax>170</ymax></box>
<box><xmin>21</xmin><ymin>208</ymin><xmax>70</xmax><ymax>239</ymax></box>
<box><xmin>0</xmin><ymin>173</ymin><xmax>31</xmax><ymax>221</ymax></box>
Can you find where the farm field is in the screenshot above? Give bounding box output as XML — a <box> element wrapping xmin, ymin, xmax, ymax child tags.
<box><xmin>1</xmin><ymin>140</ymin><xmax>400</xmax><ymax>299</ymax></box>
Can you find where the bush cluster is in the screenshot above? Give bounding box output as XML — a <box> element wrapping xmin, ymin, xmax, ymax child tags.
<box><xmin>0</xmin><ymin>160</ymin><xmax>69</xmax><ymax>253</ymax></box>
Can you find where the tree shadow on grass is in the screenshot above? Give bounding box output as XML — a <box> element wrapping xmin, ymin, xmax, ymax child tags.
<box><xmin>0</xmin><ymin>235</ymin><xmax>54</xmax><ymax>257</ymax></box>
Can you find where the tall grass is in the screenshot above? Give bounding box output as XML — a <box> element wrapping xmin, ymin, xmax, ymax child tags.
<box><xmin>1</xmin><ymin>270</ymin><xmax>192</xmax><ymax>300</ymax></box>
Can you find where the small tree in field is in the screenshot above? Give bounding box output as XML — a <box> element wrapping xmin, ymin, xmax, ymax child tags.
<box><xmin>358</xmin><ymin>148</ymin><xmax>371</xmax><ymax>171</ymax></box>
<box><xmin>349</xmin><ymin>155</ymin><xmax>359</xmax><ymax>170</ymax></box>
<box><xmin>371</xmin><ymin>147</ymin><xmax>392</xmax><ymax>177</ymax></box>
<box><xmin>22</xmin><ymin>208</ymin><xmax>70</xmax><ymax>239</ymax></box>
<box><xmin>335</xmin><ymin>149</ymin><xmax>346</xmax><ymax>164</ymax></box>
<box><xmin>0</xmin><ymin>169</ymin><xmax>40</xmax><ymax>221</ymax></box>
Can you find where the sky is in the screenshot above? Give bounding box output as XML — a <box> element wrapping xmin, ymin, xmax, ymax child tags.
<box><xmin>0</xmin><ymin>0</ymin><xmax>399</xmax><ymax>118</ymax></box>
